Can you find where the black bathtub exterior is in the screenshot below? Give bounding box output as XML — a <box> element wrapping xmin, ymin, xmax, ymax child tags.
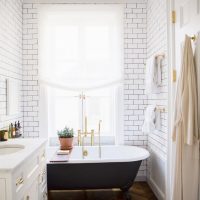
<box><xmin>47</xmin><ymin>160</ymin><xmax>142</xmax><ymax>192</ymax></box>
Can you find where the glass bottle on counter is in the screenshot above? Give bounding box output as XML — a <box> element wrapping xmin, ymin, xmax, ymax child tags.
<box><xmin>8</xmin><ymin>125</ymin><xmax>11</xmax><ymax>138</ymax></box>
<box><xmin>14</xmin><ymin>122</ymin><xmax>17</xmax><ymax>136</ymax></box>
<box><xmin>17</xmin><ymin>121</ymin><xmax>21</xmax><ymax>136</ymax></box>
<box><xmin>10</xmin><ymin>123</ymin><xmax>14</xmax><ymax>138</ymax></box>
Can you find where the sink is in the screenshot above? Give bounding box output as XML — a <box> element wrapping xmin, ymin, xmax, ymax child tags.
<box><xmin>0</xmin><ymin>144</ymin><xmax>25</xmax><ymax>155</ymax></box>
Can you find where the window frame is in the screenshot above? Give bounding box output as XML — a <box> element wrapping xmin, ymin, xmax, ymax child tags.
<box><xmin>39</xmin><ymin>85</ymin><xmax>124</xmax><ymax>146</ymax></box>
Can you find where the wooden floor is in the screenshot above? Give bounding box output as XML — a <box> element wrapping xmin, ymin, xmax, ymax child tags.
<box><xmin>48</xmin><ymin>182</ymin><xmax>157</xmax><ymax>200</ymax></box>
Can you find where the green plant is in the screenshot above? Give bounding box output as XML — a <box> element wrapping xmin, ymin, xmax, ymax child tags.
<box><xmin>57</xmin><ymin>126</ymin><xmax>74</xmax><ymax>138</ymax></box>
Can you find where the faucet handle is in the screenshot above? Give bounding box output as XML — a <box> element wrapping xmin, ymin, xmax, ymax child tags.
<box><xmin>98</xmin><ymin>120</ymin><xmax>102</xmax><ymax>133</ymax></box>
<box><xmin>91</xmin><ymin>129</ymin><xmax>94</xmax><ymax>146</ymax></box>
<box><xmin>78</xmin><ymin>130</ymin><xmax>81</xmax><ymax>146</ymax></box>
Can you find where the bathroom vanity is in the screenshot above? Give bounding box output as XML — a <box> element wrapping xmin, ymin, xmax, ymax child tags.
<box><xmin>0</xmin><ymin>139</ymin><xmax>47</xmax><ymax>200</ymax></box>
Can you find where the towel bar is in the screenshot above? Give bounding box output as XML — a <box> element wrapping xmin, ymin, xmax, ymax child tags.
<box><xmin>155</xmin><ymin>53</ymin><xmax>165</xmax><ymax>59</ymax></box>
<box><xmin>144</xmin><ymin>106</ymin><xmax>167</xmax><ymax>112</ymax></box>
<box><xmin>155</xmin><ymin>106</ymin><xmax>166</xmax><ymax>112</ymax></box>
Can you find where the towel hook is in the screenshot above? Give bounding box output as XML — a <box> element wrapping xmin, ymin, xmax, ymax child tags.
<box><xmin>191</xmin><ymin>35</ymin><xmax>196</xmax><ymax>41</ymax></box>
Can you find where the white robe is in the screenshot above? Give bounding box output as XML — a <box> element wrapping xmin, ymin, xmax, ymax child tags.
<box><xmin>172</xmin><ymin>35</ymin><xmax>199</xmax><ymax>200</ymax></box>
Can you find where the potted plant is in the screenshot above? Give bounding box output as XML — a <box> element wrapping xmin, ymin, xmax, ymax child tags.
<box><xmin>57</xmin><ymin>126</ymin><xmax>74</xmax><ymax>150</ymax></box>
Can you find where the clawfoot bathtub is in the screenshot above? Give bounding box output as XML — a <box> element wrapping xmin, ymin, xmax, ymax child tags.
<box><xmin>47</xmin><ymin>145</ymin><xmax>149</xmax><ymax>200</ymax></box>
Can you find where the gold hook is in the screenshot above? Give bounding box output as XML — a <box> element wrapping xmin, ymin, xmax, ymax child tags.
<box><xmin>191</xmin><ymin>35</ymin><xmax>196</xmax><ymax>41</ymax></box>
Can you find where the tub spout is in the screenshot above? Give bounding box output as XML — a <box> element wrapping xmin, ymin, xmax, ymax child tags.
<box><xmin>82</xmin><ymin>134</ymin><xmax>88</xmax><ymax>159</ymax></box>
<box><xmin>79</xmin><ymin>117</ymin><xmax>102</xmax><ymax>159</ymax></box>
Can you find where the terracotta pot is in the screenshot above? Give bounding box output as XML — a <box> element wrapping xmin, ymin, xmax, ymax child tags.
<box><xmin>59</xmin><ymin>137</ymin><xmax>73</xmax><ymax>150</ymax></box>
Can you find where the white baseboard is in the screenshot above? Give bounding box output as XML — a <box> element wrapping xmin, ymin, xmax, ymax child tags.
<box><xmin>135</xmin><ymin>176</ymin><xmax>147</xmax><ymax>182</ymax></box>
<box><xmin>147</xmin><ymin>177</ymin><xmax>165</xmax><ymax>200</ymax></box>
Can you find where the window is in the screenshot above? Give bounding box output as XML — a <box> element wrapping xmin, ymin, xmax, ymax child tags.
<box><xmin>38</xmin><ymin>4</ymin><xmax>124</xmax><ymax>145</ymax></box>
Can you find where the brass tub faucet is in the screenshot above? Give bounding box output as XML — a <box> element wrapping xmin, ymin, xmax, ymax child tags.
<box><xmin>78</xmin><ymin>117</ymin><xmax>102</xmax><ymax>158</ymax></box>
<box><xmin>78</xmin><ymin>117</ymin><xmax>95</xmax><ymax>146</ymax></box>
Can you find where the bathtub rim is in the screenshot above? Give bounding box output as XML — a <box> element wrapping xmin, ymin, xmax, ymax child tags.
<box><xmin>47</xmin><ymin>145</ymin><xmax>150</xmax><ymax>164</ymax></box>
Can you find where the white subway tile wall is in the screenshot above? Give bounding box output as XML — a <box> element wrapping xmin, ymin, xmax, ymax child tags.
<box><xmin>124</xmin><ymin>2</ymin><xmax>147</xmax><ymax>179</ymax></box>
<box><xmin>147</xmin><ymin>0</ymin><xmax>168</xmax><ymax>161</ymax></box>
<box><xmin>22</xmin><ymin>3</ymin><xmax>39</xmax><ymax>137</ymax></box>
<box><xmin>22</xmin><ymin>1</ymin><xmax>148</xmax><ymax>179</ymax></box>
<box><xmin>146</xmin><ymin>0</ymin><xmax>168</xmax><ymax>190</ymax></box>
<box><xmin>0</xmin><ymin>0</ymin><xmax>23</xmax><ymax>130</ymax></box>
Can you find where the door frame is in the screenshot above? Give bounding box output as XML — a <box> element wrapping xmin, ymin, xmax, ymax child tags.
<box><xmin>166</xmin><ymin>0</ymin><xmax>176</xmax><ymax>199</ymax></box>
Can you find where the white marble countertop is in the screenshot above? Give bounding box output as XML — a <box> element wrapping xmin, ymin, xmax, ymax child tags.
<box><xmin>0</xmin><ymin>138</ymin><xmax>46</xmax><ymax>171</ymax></box>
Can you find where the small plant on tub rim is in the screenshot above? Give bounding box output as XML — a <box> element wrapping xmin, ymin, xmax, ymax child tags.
<box><xmin>57</xmin><ymin>127</ymin><xmax>74</xmax><ymax>138</ymax></box>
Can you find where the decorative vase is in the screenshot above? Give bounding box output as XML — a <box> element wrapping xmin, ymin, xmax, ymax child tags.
<box><xmin>59</xmin><ymin>137</ymin><xmax>73</xmax><ymax>150</ymax></box>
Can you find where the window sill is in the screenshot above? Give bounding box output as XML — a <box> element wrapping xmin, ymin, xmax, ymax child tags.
<box><xmin>48</xmin><ymin>136</ymin><xmax>116</xmax><ymax>147</ymax></box>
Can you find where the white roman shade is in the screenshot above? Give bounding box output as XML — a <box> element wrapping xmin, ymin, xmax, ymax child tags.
<box><xmin>38</xmin><ymin>4</ymin><xmax>123</xmax><ymax>90</ymax></box>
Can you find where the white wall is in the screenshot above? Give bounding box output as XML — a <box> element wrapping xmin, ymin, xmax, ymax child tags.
<box><xmin>146</xmin><ymin>0</ymin><xmax>168</xmax><ymax>199</ymax></box>
<box><xmin>0</xmin><ymin>0</ymin><xmax>23</xmax><ymax>130</ymax></box>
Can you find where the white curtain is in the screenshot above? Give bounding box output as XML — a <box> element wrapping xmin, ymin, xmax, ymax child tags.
<box><xmin>172</xmin><ymin>35</ymin><xmax>200</xmax><ymax>200</ymax></box>
<box><xmin>38</xmin><ymin>4</ymin><xmax>124</xmax><ymax>140</ymax></box>
<box><xmin>38</xmin><ymin>4</ymin><xmax>123</xmax><ymax>91</ymax></box>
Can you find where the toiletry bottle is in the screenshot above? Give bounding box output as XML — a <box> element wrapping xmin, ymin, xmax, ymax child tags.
<box><xmin>4</xmin><ymin>131</ymin><xmax>8</xmax><ymax>140</ymax></box>
<box><xmin>8</xmin><ymin>125</ymin><xmax>11</xmax><ymax>138</ymax></box>
<box><xmin>15</xmin><ymin>121</ymin><xmax>20</xmax><ymax>136</ymax></box>
<box><xmin>17</xmin><ymin>121</ymin><xmax>21</xmax><ymax>136</ymax></box>
<box><xmin>14</xmin><ymin>122</ymin><xmax>18</xmax><ymax>136</ymax></box>
<box><xmin>11</xmin><ymin>123</ymin><xmax>14</xmax><ymax>138</ymax></box>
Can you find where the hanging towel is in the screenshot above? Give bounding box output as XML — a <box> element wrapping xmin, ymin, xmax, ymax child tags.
<box><xmin>145</xmin><ymin>56</ymin><xmax>157</xmax><ymax>94</ymax></box>
<box><xmin>142</xmin><ymin>105</ymin><xmax>156</xmax><ymax>133</ymax></box>
<box><xmin>194</xmin><ymin>32</ymin><xmax>200</xmax><ymax>200</ymax></box>
<box><xmin>156</xmin><ymin>56</ymin><xmax>162</xmax><ymax>86</ymax></box>
<box><xmin>172</xmin><ymin>35</ymin><xmax>199</xmax><ymax>200</ymax></box>
<box><xmin>155</xmin><ymin>108</ymin><xmax>161</xmax><ymax>130</ymax></box>
<box><xmin>145</xmin><ymin>56</ymin><xmax>162</xmax><ymax>94</ymax></box>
